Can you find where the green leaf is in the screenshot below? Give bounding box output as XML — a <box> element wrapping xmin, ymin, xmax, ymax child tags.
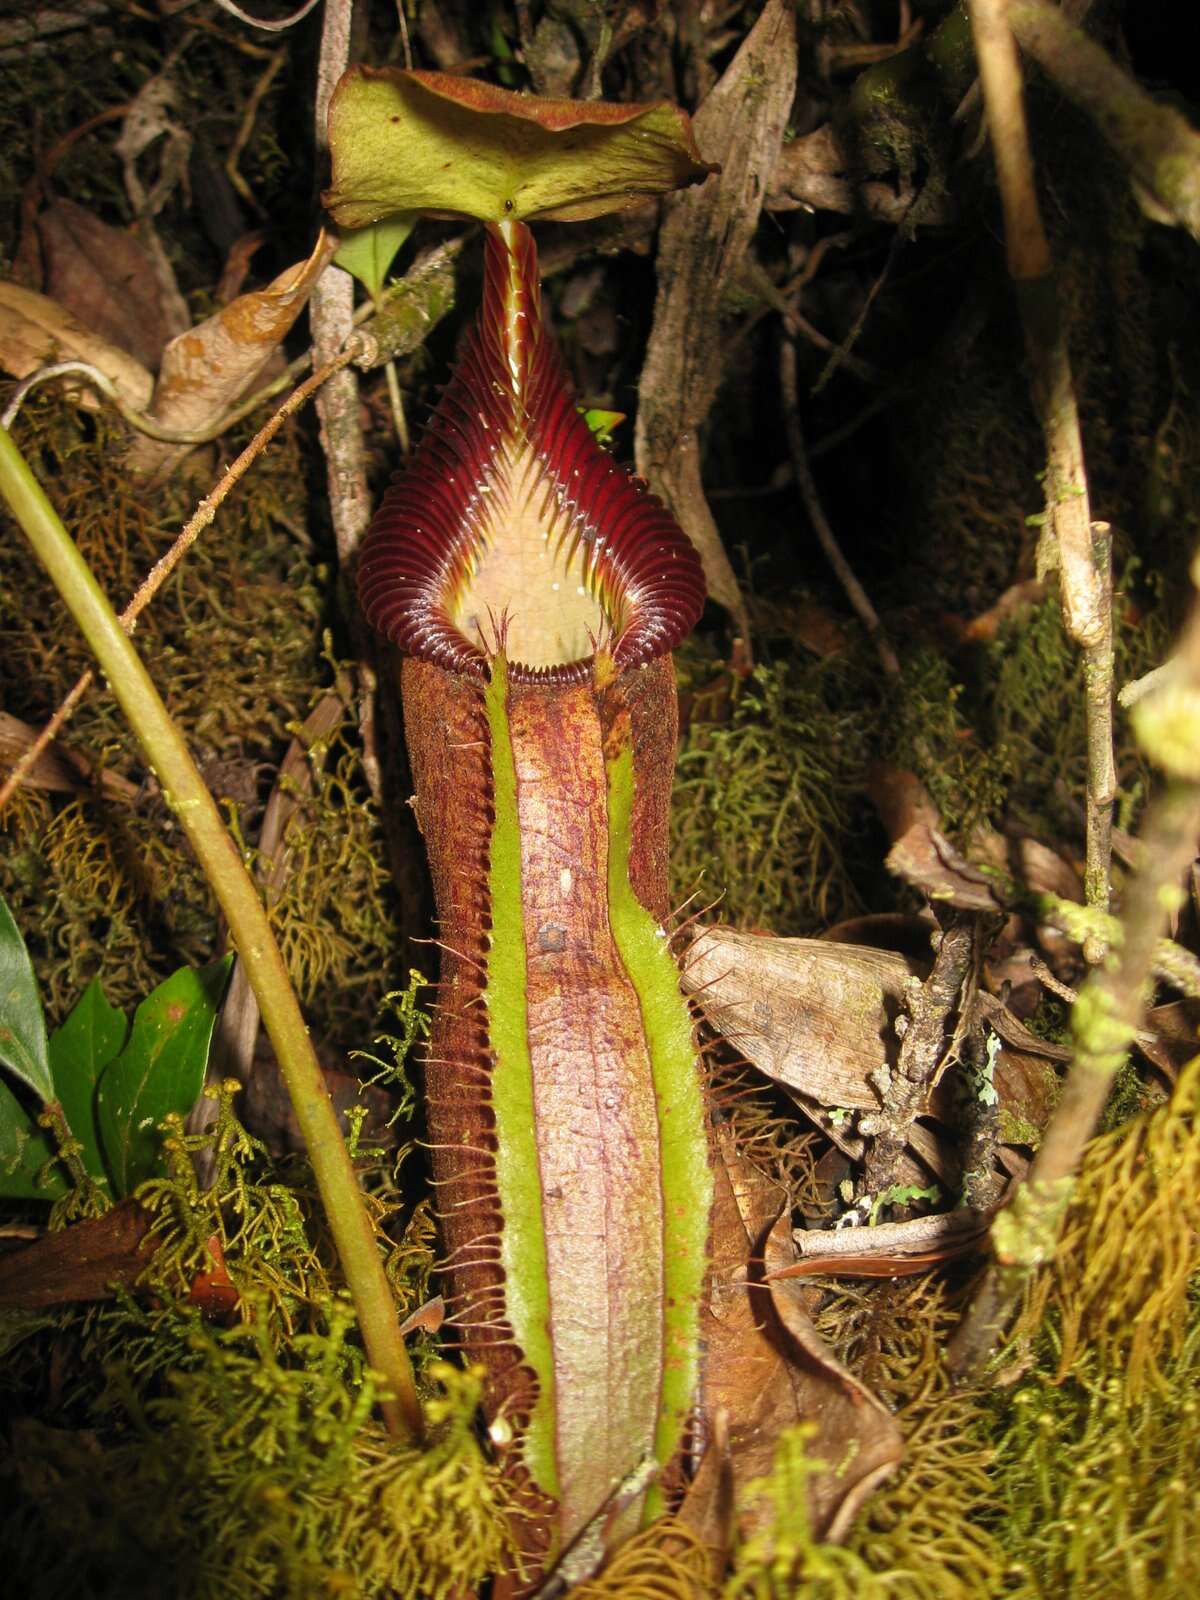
<box><xmin>324</xmin><ymin>67</ymin><xmax>716</xmax><ymax>229</ymax></box>
<box><xmin>0</xmin><ymin>895</ymin><xmax>53</xmax><ymax>1104</ymax></box>
<box><xmin>581</xmin><ymin>407</ymin><xmax>625</xmax><ymax>447</ymax></box>
<box><xmin>334</xmin><ymin>215</ymin><xmax>416</xmax><ymax>302</ymax></box>
<box><xmin>96</xmin><ymin>957</ymin><xmax>231</xmax><ymax>1197</ymax></box>
<box><xmin>49</xmin><ymin>977</ymin><xmax>127</xmax><ymax>1187</ymax></box>
<box><xmin>0</xmin><ymin>1076</ymin><xmax>66</xmax><ymax>1201</ymax></box>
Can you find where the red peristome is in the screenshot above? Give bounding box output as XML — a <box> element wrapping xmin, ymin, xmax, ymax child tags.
<box><xmin>357</xmin><ymin>221</ymin><xmax>705</xmax><ymax>681</ymax></box>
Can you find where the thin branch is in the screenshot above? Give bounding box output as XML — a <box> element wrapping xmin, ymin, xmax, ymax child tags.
<box><xmin>1009</xmin><ymin>0</ymin><xmax>1200</xmax><ymax>242</ymax></box>
<box><xmin>859</xmin><ymin>915</ymin><xmax>975</xmax><ymax>1198</ymax></box>
<box><xmin>779</xmin><ymin>336</ymin><xmax>900</xmax><ymax>681</ymax></box>
<box><xmin>969</xmin><ymin>0</ymin><xmax>1114</xmax><ymax>949</ymax></box>
<box><xmin>0</xmin><ymin>344</ymin><xmax>360</xmax><ymax>814</ymax></box>
<box><xmin>224</xmin><ymin>43</ymin><xmax>288</xmax><ymax>215</ymax></box>
<box><xmin>948</xmin><ymin>597</ymin><xmax>1200</xmax><ymax>1378</ymax></box>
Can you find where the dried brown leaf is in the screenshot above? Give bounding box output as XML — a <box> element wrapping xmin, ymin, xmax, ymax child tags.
<box><xmin>0</xmin><ymin>1201</ymin><xmax>154</xmax><ymax>1309</ymax></box>
<box><xmin>126</xmin><ymin>232</ymin><xmax>338</xmax><ymax>481</ymax></box>
<box><xmin>688</xmin><ymin>1131</ymin><xmax>902</xmax><ymax>1554</ymax></box>
<box><xmin>761</xmin><ymin>1213</ymin><xmax>903</xmax><ymax>1540</ymax></box>
<box><xmin>36</xmin><ymin>196</ymin><xmax>172</xmax><ymax>371</ymax></box>
<box><xmin>0</xmin><ymin>282</ymin><xmax>154</xmax><ymax>411</ymax></box>
<box><xmin>0</xmin><ymin>711</ymin><xmax>141</xmax><ymax>804</ymax></box>
<box><xmin>685</xmin><ymin>926</ymin><xmax>916</xmax><ymax>1110</ymax></box>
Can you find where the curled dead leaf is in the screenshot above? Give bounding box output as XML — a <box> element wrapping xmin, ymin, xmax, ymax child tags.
<box><xmin>761</xmin><ymin>1212</ymin><xmax>904</xmax><ymax>1541</ymax></box>
<box><xmin>126</xmin><ymin>231</ymin><xmax>338</xmax><ymax>482</ymax></box>
<box><xmin>686</xmin><ymin>1130</ymin><xmax>903</xmax><ymax>1558</ymax></box>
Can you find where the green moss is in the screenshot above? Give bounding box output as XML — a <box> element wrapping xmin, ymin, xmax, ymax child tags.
<box><xmin>671</xmin><ymin>651</ymin><xmax>871</xmax><ymax>932</ymax></box>
<box><xmin>882</xmin><ymin>648</ymin><xmax>1008</xmax><ymax>842</ymax></box>
<box><xmin>723</xmin><ymin>1425</ymin><xmax>881</xmax><ymax>1599</ymax></box>
<box><xmin>1017</xmin><ymin>1055</ymin><xmax>1200</xmax><ymax>1398</ymax></box>
<box><xmin>991</xmin><ymin>1326</ymin><xmax>1200</xmax><ymax>1598</ymax></box>
<box><xmin>3</xmin><ymin>1311</ymin><xmax>512</xmax><ymax>1600</ymax></box>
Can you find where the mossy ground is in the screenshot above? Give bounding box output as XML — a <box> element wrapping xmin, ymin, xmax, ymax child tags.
<box><xmin>3</xmin><ymin>5</ymin><xmax>1200</xmax><ymax>1597</ymax></box>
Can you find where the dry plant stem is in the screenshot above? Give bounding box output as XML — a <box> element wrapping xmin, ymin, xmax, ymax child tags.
<box><xmin>948</xmin><ymin>617</ymin><xmax>1200</xmax><ymax>1378</ymax></box>
<box><xmin>0</xmin><ymin>424</ymin><xmax>422</xmax><ymax>1443</ymax></box>
<box><xmin>311</xmin><ymin>0</ymin><xmax>368</xmax><ymax>571</ymax></box>
<box><xmin>0</xmin><ymin>346</ymin><xmax>359</xmax><ymax>815</ymax></box>
<box><xmin>1008</xmin><ymin>0</ymin><xmax>1200</xmax><ymax>241</ymax></box>
<box><xmin>225</xmin><ymin>43</ymin><xmax>288</xmax><ymax>214</ymax></box>
<box><xmin>779</xmin><ymin>336</ymin><xmax>900</xmax><ymax>681</ymax></box>
<box><xmin>969</xmin><ymin>0</ymin><xmax>1113</xmax><ymax>942</ymax></box>
<box><xmin>310</xmin><ymin>0</ymin><xmax>382</xmax><ymax>798</ymax></box>
<box><xmin>1082</xmin><ymin>521</ymin><xmax>1116</xmax><ymax>950</ymax></box>
<box><xmin>860</xmin><ymin>916</ymin><xmax>973</xmax><ymax>1196</ymax></box>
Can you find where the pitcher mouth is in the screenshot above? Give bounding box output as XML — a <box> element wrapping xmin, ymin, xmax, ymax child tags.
<box><xmin>357</xmin><ymin>220</ymin><xmax>705</xmax><ymax>684</ymax></box>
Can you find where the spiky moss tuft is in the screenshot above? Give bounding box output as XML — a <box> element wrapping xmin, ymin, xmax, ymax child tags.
<box><xmin>990</xmin><ymin>1322</ymin><xmax>1200</xmax><ymax>1599</ymax></box>
<box><xmin>814</xmin><ymin>1277</ymin><xmax>1004</xmax><ymax>1597</ymax></box>
<box><xmin>1013</xmin><ymin>1053</ymin><xmax>1200</xmax><ymax>1401</ymax></box>
<box><xmin>0</xmin><ymin>1082</ymin><xmax>480</xmax><ymax>1599</ymax></box>
<box><xmin>671</xmin><ymin>649</ymin><xmax>872</xmax><ymax>933</ymax></box>
<box><xmin>3</xmin><ymin>1311</ymin><xmax>512</xmax><ymax>1600</ymax></box>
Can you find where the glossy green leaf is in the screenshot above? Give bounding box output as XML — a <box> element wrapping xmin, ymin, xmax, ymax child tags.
<box><xmin>334</xmin><ymin>214</ymin><xmax>416</xmax><ymax>302</ymax></box>
<box><xmin>49</xmin><ymin>977</ymin><xmax>126</xmax><ymax>1187</ymax></box>
<box><xmin>582</xmin><ymin>407</ymin><xmax>625</xmax><ymax>447</ymax></box>
<box><xmin>324</xmin><ymin>68</ymin><xmax>716</xmax><ymax>228</ymax></box>
<box><xmin>0</xmin><ymin>895</ymin><xmax>53</xmax><ymax>1104</ymax></box>
<box><xmin>96</xmin><ymin>957</ymin><xmax>231</xmax><ymax>1198</ymax></box>
<box><xmin>0</xmin><ymin>1076</ymin><xmax>66</xmax><ymax>1201</ymax></box>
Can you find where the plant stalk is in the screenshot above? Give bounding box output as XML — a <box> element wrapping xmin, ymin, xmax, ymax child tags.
<box><xmin>969</xmin><ymin>0</ymin><xmax>1115</xmax><ymax>952</ymax></box>
<box><xmin>0</xmin><ymin>424</ymin><xmax>423</xmax><ymax>1444</ymax></box>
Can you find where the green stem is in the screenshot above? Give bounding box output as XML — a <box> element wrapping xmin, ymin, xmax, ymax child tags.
<box><xmin>0</xmin><ymin>424</ymin><xmax>422</xmax><ymax>1444</ymax></box>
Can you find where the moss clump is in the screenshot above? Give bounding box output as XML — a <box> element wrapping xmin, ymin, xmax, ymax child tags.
<box><xmin>4</xmin><ymin>1312</ymin><xmax>512</xmax><ymax>1600</ymax></box>
<box><xmin>258</xmin><ymin>693</ymin><xmax>407</xmax><ymax>1046</ymax></box>
<box><xmin>671</xmin><ymin>652</ymin><xmax>871</xmax><ymax>932</ymax></box>
<box><xmin>991</xmin><ymin>1326</ymin><xmax>1200</xmax><ymax>1599</ymax></box>
<box><xmin>811</xmin><ymin>1276</ymin><xmax>1004</xmax><ymax>1598</ymax></box>
<box><xmin>1015</xmin><ymin>1054</ymin><xmax>1200</xmax><ymax>1399</ymax></box>
<box><xmin>0</xmin><ymin>1079</ymin><xmax>491</xmax><ymax>1600</ymax></box>
<box><xmin>567</xmin><ymin>1517</ymin><xmax>714</xmax><ymax>1599</ymax></box>
<box><xmin>723</xmin><ymin>1426</ymin><xmax>880</xmax><ymax>1600</ymax></box>
<box><xmin>882</xmin><ymin>647</ymin><xmax>1009</xmax><ymax>842</ymax></box>
<box><xmin>985</xmin><ymin>583</ymin><xmax>1166</xmax><ymax>842</ymax></box>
